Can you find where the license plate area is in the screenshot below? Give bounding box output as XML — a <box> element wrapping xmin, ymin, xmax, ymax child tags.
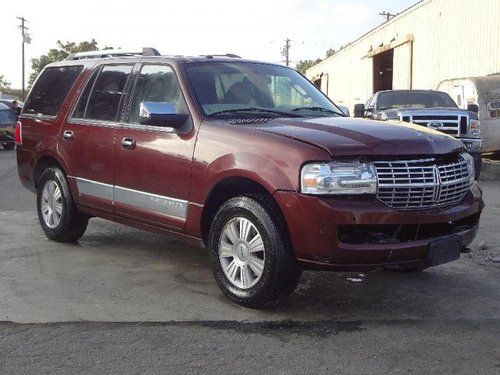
<box><xmin>425</xmin><ymin>235</ymin><xmax>461</xmax><ymax>266</ymax></box>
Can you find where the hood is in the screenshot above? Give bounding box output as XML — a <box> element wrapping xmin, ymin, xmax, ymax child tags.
<box><xmin>255</xmin><ymin>117</ymin><xmax>464</xmax><ymax>157</ymax></box>
<box><xmin>396</xmin><ymin>107</ymin><xmax>469</xmax><ymax>114</ymax></box>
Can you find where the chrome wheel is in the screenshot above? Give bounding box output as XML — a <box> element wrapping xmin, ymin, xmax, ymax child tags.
<box><xmin>40</xmin><ymin>180</ymin><xmax>63</xmax><ymax>229</ymax></box>
<box><xmin>219</xmin><ymin>217</ymin><xmax>265</xmax><ymax>289</ymax></box>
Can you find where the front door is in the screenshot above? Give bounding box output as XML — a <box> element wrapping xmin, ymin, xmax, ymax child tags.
<box><xmin>113</xmin><ymin>64</ymin><xmax>196</xmax><ymax>231</ymax></box>
<box><xmin>61</xmin><ymin>64</ymin><xmax>135</xmax><ymax>212</ymax></box>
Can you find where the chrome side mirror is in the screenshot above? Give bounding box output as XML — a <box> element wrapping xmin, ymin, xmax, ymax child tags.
<box><xmin>138</xmin><ymin>102</ymin><xmax>188</xmax><ymax>128</ymax></box>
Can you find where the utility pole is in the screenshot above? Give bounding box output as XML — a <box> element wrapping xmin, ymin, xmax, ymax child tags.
<box><xmin>17</xmin><ymin>17</ymin><xmax>31</xmax><ymax>100</ymax></box>
<box><xmin>379</xmin><ymin>11</ymin><xmax>396</xmax><ymax>22</ymax></box>
<box><xmin>281</xmin><ymin>38</ymin><xmax>291</xmax><ymax>67</ymax></box>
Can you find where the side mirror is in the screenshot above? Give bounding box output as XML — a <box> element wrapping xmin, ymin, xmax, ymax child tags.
<box><xmin>467</xmin><ymin>103</ymin><xmax>479</xmax><ymax>113</ymax></box>
<box><xmin>337</xmin><ymin>105</ymin><xmax>350</xmax><ymax>117</ymax></box>
<box><xmin>353</xmin><ymin>103</ymin><xmax>365</xmax><ymax>118</ymax></box>
<box><xmin>138</xmin><ymin>102</ymin><xmax>188</xmax><ymax>128</ymax></box>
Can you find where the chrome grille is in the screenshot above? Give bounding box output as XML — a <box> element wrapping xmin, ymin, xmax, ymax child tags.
<box><xmin>401</xmin><ymin>114</ymin><xmax>463</xmax><ymax>136</ymax></box>
<box><xmin>374</xmin><ymin>157</ymin><xmax>471</xmax><ymax>210</ymax></box>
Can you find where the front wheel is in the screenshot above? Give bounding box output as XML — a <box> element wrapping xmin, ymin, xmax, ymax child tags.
<box><xmin>37</xmin><ymin>167</ymin><xmax>89</xmax><ymax>242</ymax></box>
<box><xmin>208</xmin><ymin>195</ymin><xmax>301</xmax><ymax>308</ymax></box>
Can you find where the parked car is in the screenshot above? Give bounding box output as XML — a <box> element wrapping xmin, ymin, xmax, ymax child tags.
<box><xmin>353</xmin><ymin>90</ymin><xmax>482</xmax><ymax>179</ymax></box>
<box><xmin>17</xmin><ymin>49</ymin><xmax>483</xmax><ymax>308</ymax></box>
<box><xmin>0</xmin><ymin>99</ymin><xmax>23</xmax><ymax>118</ymax></box>
<box><xmin>437</xmin><ymin>74</ymin><xmax>500</xmax><ymax>155</ymax></box>
<box><xmin>0</xmin><ymin>103</ymin><xmax>16</xmax><ymax>150</ymax></box>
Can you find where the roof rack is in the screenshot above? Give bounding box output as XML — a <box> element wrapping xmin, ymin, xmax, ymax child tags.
<box><xmin>202</xmin><ymin>54</ymin><xmax>241</xmax><ymax>59</ymax></box>
<box><xmin>66</xmin><ymin>47</ymin><xmax>161</xmax><ymax>60</ymax></box>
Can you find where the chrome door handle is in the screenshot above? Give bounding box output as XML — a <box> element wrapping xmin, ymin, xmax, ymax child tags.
<box><xmin>121</xmin><ymin>137</ymin><xmax>136</xmax><ymax>150</ymax></box>
<box><xmin>63</xmin><ymin>130</ymin><xmax>74</xmax><ymax>140</ymax></box>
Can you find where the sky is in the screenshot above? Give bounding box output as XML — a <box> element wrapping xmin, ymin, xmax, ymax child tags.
<box><xmin>1</xmin><ymin>0</ymin><xmax>417</xmax><ymax>89</ymax></box>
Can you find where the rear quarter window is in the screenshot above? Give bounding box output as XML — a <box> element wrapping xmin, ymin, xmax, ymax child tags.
<box><xmin>23</xmin><ymin>65</ymin><xmax>83</xmax><ymax>117</ymax></box>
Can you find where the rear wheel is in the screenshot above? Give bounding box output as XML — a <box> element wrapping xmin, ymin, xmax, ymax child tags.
<box><xmin>37</xmin><ymin>167</ymin><xmax>89</xmax><ymax>242</ymax></box>
<box><xmin>208</xmin><ymin>195</ymin><xmax>301</xmax><ymax>308</ymax></box>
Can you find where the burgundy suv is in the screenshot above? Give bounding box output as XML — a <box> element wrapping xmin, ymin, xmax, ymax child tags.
<box><xmin>16</xmin><ymin>49</ymin><xmax>483</xmax><ymax>308</ymax></box>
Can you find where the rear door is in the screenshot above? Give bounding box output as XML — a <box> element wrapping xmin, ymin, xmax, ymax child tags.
<box><xmin>61</xmin><ymin>63</ymin><xmax>135</xmax><ymax>212</ymax></box>
<box><xmin>113</xmin><ymin>63</ymin><xmax>196</xmax><ymax>231</ymax></box>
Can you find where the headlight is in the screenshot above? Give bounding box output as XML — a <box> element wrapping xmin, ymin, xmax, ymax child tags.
<box><xmin>461</xmin><ymin>152</ymin><xmax>475</xmax><ymax>186</ymax></box>
<box><xmin>470</xmin><ymin>119</ymin><xmax>480</xmax><ymax>137</ymax></box>
<box><xmin>301</xmin><ymin>161</ymin><xmax>377</xmax><ymax>195</ymax></box>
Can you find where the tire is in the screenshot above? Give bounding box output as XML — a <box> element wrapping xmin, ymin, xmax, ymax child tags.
<box><xmin>37</xmin><ymin>167</ymin><xmax>89</xmax><ymax>242</ymax></box>
<box><xmin>2</xmin><ymin>143</ymin><xmax>14</xmax><ymax>150</ymax></box>
<box><xmin>208</xmin><ymin>195</ymin><xmax>301</xmax><ymax>308</ymax></box>
<box><xmin>386</xmin><ymin>263</ymin><xmax>429</xmax><ymax>272</ymax></box>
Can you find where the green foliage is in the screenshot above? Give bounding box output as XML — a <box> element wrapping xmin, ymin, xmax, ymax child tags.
<box><xmin>0</xmin><ymin>75</ymin><xmax>22</xmax><ymax>99</ymax></box>
<box><xmin>295</xmin><ymin>59</ymin><xmax>322</xmax><ymax>74</ymax></box>
<box><xmin>294</xmin><ymin>48</ymin><xmax>336</xmax><ymax>74</ymax></box>
<box><xmin>325</xmin><ymin>48</ymin><xmax>336</xmax><ymax>58</ymax></box>
<box><xmin>29</xmin><ymin>39</ymin><xmax>113</xmax><ymax>86</ymax></box>
<box><xmin>0</xmin><ymin>75</ymin><xmax>10</xmax><ymax>91</ymax></box>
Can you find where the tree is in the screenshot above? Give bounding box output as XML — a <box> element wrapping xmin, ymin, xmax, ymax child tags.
<box><xmin>325</xmin><ymin>48</ymin><xmax>336</xmax><ymax>58</ymax></box>
<box><xmin>29</xmin><ymin>39</ymin><xmax>112</xmax><ymax>86</ymax></box>
<box><xmin>295</xmin><ymin>58</ymin><xmax>322</xmax><ymax>74</ymax></box>
<box><xmin>294</xmin><ymin>48</ymin><xmax>336</xmax><ymax>74</ymax></box>
<box><xmin>0</xmin><ymin>75</ymin><xmax>10</xmax><ymax>91</ymax></box>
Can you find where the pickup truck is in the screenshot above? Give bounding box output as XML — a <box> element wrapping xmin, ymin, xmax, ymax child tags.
<box><xmin>354</xmin><ymin>90</ymin><xmax>482</xmax><ymax>178</ymax></box>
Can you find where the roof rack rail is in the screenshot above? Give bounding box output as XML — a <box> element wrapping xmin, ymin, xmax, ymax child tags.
<box><xmin>66</xmin><ymin>47</ymin><xmax>161</xmax><ymax>60</ymax></box>
<box><xmin>202</xmin><ymin>53</ymin><xmax>241</xmax><ymax>59</ymax></box>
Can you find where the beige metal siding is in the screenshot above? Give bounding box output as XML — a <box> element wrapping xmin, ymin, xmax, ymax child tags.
<box><xmin>306</xmin><ymin>0</ymin><xmax>500</xmax><ymax>112</ymax></box>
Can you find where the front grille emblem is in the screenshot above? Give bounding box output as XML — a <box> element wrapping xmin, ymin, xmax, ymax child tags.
<box><xmin>427</xmin><ymin>120</ymin><xmax>444</xmax><ymax>129</ymax></box>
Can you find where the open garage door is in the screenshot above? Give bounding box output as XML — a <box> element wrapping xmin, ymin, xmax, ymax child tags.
<box><xmin>373</xmin><ymin>49</ymin><xmax>393</xmax><ymax>93</ymax></box>
<box><xmin>367</xmin><ymin>35</ymin><xmax>414</xmax><ymax>93</ymax></box>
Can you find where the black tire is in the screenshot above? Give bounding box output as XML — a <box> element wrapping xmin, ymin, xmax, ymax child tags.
<box><xmin>3</xmin><ymin>143</ymin><xmax>15</xmax><ymax>150</ymax></box>
<box><xmin>37</xmin><ymin>167</ymin><xmax>89</xmax><ymax>242</ymax></box>
<box><xmin>208</xmin><ymin>194</ymin><xmax>301</xmax><ymax>308</ymax></box>
<box><xmin>386</xmin><ymin>263</ymin><xmax>429</xmax><ymax>272</ymax></box>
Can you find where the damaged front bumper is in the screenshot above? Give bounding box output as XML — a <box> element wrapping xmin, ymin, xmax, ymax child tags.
<box><xmin>274</xmin><ymin>182</ymin><xmax>484</xmax><ymax>271</ymax></box>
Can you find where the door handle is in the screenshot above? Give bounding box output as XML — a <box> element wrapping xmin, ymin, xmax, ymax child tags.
<box><xmin>121</xmin><ymin>137</ymin><xmax>136</xmax><ymax>150</ymax></box>
<box><xmin>63</xmin><ymin>130</ymin><xmax>74</xmax><ymax>141</ymax></box>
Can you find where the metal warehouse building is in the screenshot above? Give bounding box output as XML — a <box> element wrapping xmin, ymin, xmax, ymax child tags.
<box><xmin>306</xmin><ymin>0</ymin><xmax>500</xmax><ymax>112</ymax></box>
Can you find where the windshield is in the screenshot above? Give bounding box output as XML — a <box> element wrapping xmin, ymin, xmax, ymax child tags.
<box><xmin>377</xmin><ymin>91</ymin><xmax>458</xmax><ymax>110</ymax></box>
<box><xmin>185</xmin><ymin>62</ymin><xmax>343</xmax><ymax>117</ymax></box>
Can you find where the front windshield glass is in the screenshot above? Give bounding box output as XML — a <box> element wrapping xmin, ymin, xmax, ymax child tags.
<box><xmin>377</xmin><ymin>91</ymin><xmax>458</xmax><ymax>110</ymax></box>
<box><xmin>185</xmin><ymin>62</ymin><xmax>343</xmax><ymax>117</ymax></box>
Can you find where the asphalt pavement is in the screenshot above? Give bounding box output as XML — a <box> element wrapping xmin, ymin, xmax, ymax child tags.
<box><xmin>0</xmin><ymin>149</ymin><xmax>499</xmax><ymax>374</ymax></box>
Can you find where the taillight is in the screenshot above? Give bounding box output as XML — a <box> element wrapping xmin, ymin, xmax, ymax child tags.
<box><xmin>15</xmin><ymin>121</ymin><xmax>22</xmax><ymax>145</ymax></box>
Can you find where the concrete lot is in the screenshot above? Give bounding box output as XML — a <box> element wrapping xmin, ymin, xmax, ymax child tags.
<box><xmin>0</xmin><ymin>149</ymin><xmax>499</xmax><ymax>374</ymax></box>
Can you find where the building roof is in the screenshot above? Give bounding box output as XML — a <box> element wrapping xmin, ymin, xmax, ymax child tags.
<box><xmin>308</xmin><ymin>0</ymin><xmax>429</xmax><ymax>71</ymax></box>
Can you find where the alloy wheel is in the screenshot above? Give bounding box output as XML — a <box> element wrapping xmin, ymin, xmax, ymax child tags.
<box><xmin>219</xmin><ymin>217</ymin><xmax>266</xmax><ymax>289</ymax></box>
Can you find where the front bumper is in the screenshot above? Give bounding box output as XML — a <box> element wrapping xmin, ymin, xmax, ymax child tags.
<box><xmin>274</xmin><ymin>182</ymin><xmax>484</xmax><ymax>271</ymax></box>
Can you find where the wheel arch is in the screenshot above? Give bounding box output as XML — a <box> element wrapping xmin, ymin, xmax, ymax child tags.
<box><xmin>33</xmin><ymin>154</ymin><xmax>67</xmax><ymax>190</ymax></box>
<box><xmin>200</xmin><ymin>175</ymin><xmax>292</xmax><ymax>249</ymax></box>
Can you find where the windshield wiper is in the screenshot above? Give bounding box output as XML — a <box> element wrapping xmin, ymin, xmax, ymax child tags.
<box><xmin>291</xmin><ymin>106</ymin><xmax>343</xmax><ymax>116</ymax></box>
<box><xmin>209</xmin><ymin>107</ymin><xmax>301</xmax><ymax>117</ymax></box>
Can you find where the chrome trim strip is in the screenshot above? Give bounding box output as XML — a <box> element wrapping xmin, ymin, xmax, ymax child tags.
<box><xmin>74</xmin><ymin>177</ymin><xmax>188</xmax><ymax>219</ymax></box>
<box><xmin>114</xmin><ymin>185</ymin><xmax>187</xmax><ymax>219</ymax></box>
<box><xmin>76</xmin><ymin>177</ymin><xmax>114</xmax><ymax>201</ymax></box>
<box><xmin>67</xmin><ymin>118</ymin><xmax>177</xmax><ymax>133</ymax></box>
<box><xmin>20</xmin><ymin>114</ymin><xmax>57</xmax><ymax>121</ymax></box>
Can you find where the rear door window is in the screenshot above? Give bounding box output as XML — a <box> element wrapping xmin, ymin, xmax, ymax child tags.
<box><xmin>74</xmin><ymin>64</ymin><xmax>133</xmax><ymax>122</ymax></box>
<box><xmin>23</xmin><ymin>66</ymin><xmax>83</xmax><ymax>117</ymax></box>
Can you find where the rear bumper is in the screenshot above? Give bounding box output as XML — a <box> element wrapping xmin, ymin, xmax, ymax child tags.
<box><xmin>274</xmin><ymin>182</ymin><xmax>484</xmax><ymax>271</ymax></box>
